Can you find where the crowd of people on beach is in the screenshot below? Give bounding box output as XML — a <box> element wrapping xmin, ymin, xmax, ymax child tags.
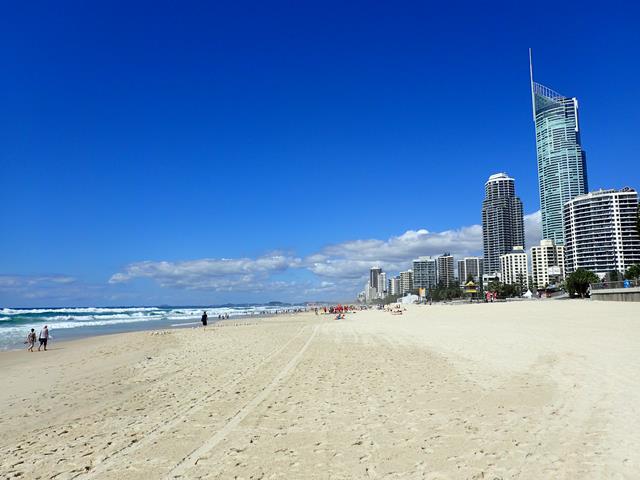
<box><xmin>199</xmin><ymin>307</ymin><xmax>310</xmax><ymax>329</ymax></box>
<box><xmin>24</xmin><ymin>325</ymin><xmax>50</xmax><ymax>352</ymax></box>
<box><xmin>310</xmin><ymin>304</ymin><xmax>366</xmax><ymax>320</ymax></box>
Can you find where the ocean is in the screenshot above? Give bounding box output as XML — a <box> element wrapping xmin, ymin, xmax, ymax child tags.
<box><xmin>0</xmin><ymin>304</ymin><xmax>305</xmax><ymax>351</ymax></box>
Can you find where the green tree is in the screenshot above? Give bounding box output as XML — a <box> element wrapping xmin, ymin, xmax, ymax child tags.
<box><xmin>608</xmin><ymin>270</ymin><xmax>620</xmax><ymax>282</ymax></box>
<box><xmin>565</xmin><ymin>268</ymin><xmax>600</xmax><ymax>298</ymax></box>
<box><xmin>427</xmin><ymin>283</ymin><xmax>463</xmax><ymax>302</ymax></box>
<box><xmin>502</xmin><ymin>283</ymin><xmax>520</xmax><ymax>298</ymax></box>
<box><xmin>625</xmin><ymin>264</ymin><xmax>640</xmax><ymax>280</ymax></box>
<box><xmin>487</xmin><ymin>280</ymin><xmax>501</xmax><ymax>293</ymax></box>
<box><xmin>484</xmin><ymin>281</ymin><xmax>523</xmax><ymax>299</ymax></box>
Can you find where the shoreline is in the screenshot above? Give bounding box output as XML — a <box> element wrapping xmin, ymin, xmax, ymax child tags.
<box><xmin>0</xmin><ymin>309</ymin><xmax>305</xmax><ymax>352</ymax></box>
<box><xmin>0</xmin><ymin>316</ymin><xmax>260</xmax><ymax>359</ymax></box>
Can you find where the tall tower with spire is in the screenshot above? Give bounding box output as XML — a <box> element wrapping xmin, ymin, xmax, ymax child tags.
<box><xmin>530</xmin><ymin>49</ymin><xmax>588</xmax><ymax>245</ymax></box>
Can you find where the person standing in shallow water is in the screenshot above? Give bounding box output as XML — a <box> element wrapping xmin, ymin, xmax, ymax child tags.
<box><xmin>201</xmin><ymin>311</ymin><xmax>208</xmax><ymax>329</ymax></box>
<box><xmin>38</xmin><ymin>325</ymin><xmax>49</xmax><ymax>351</ymax></box>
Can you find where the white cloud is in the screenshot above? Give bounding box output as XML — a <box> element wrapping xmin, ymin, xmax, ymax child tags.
<box><xmin>109</xmin><ymin>254</ymin><xmax>301</xmax><ymax>291</ymax></box>
<box><xmin>0</xmin><ymin>275</ymin><xmax>76</xmax><ymax>288</ymax></box>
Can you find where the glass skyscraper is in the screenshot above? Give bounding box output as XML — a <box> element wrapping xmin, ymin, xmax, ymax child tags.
<box><xmin>530</xmin><ymin>50</ymin><xmax>588</xmax><ymax>245</ymax></box>
<box><xmin>482</xmin><ymin>173</ymin><xmax>525</xmax><ymax>275</ymax></box>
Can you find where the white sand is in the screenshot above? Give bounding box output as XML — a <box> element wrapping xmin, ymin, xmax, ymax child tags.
<box><xmin>1</xmin><ymin>301</ymin><xmax>639</xmax><ymax>479</ymax></box>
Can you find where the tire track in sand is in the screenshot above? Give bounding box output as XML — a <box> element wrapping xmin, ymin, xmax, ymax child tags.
<box><xmin>166</xmin><ymin>324</ymin><xmax>319</xmax><ymax>478</ymax></box>
<box><xmin>81</xmin><ymin>324</ymin><xmax>308</xmax><ymax>479</ymax></box>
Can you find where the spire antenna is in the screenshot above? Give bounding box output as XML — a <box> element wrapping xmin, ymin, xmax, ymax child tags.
<box><xmin>529</xmin><ymin>48</ymin><xmax>536</xmax><ymax>122</ymax></box>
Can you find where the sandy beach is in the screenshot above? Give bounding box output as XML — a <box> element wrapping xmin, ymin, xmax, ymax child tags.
<box><xmin>1</xmin><ymin>301</ymin><xmax>639</xmax><ymax>479</ymax></box>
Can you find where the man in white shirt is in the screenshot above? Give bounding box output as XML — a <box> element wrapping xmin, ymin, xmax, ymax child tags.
<box><xmin>38</xmin><ymin>325</ymin><xmax>50</xmax><ymax>351</ymax></box>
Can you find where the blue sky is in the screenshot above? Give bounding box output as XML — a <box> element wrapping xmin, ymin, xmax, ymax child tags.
<box><xmin>1</xmin><ymin>1</ymin><xmax>639</xmax><ymax>306</ymax></box>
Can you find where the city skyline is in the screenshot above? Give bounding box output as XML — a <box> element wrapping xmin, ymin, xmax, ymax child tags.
<box><xmin>2</xmin><ymin>2</ymin><xmax>639</xmax><ymax>306</ymax></box>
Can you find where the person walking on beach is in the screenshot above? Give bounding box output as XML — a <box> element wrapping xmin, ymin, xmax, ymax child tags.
<box><xmin>201</xmin><ymin>311</ymin><xmax>208</xmax><ymax>329</ymax></box>
<box><xmin>38</xmin><ymin>325</ymin><xmax>50</xmax><ymax>351</ymax></box>
<box><xmin>25</xmin><ymin>328</ymin><xmax>36</xmax><ymax>352</ymax></box>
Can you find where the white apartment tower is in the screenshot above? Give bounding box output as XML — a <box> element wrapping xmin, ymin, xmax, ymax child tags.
<box><xmin>437</xmin><ymin>254</ymin><xmax>455</xmax><ymax>287</ymax></box>
<box><xmin>457</xmin><ymin>257</ymin><xmax>484</xmax><ymax>285</ymax></box>
<box><xmin>377</xmin><ymin>272</ymin><xmax>387</xmax><ymax>299</ymax></box>
<box><xmin>531</xmin><ymin>239</ymin><xmax>565</xmax><ymax>288</ymax></box>
<box><xmin>364</xmin><ymin>281</ymin><xmax>378</xmax><ymax>302</ymax></box>
<box><xmin>389</xmin><ymin>276</ymin><xmax>401</xmax><ymax>296</ymax></box>
<box><xmin>399</xmin><ymin>270</ymin><xmax>413</xmax><ymax>295</ymax></box>
<box><xmin>563</xmin><ymin>188</ymin><xmax>640</xmax><ymax>274</ymax></box>
<box><xmin>500</xmin><ymin>246</ymin><xmax>529</xmax><ymax>287</ymax></box>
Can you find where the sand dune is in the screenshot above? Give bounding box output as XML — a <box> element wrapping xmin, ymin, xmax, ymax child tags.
<box><xmin>1</xmin><ymin>301</ymin><xmax>638</xmax><ymax>479</ymax></box>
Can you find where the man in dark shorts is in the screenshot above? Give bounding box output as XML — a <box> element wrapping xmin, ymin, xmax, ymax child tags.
<box><xmin>201</xmin><ymin>311</ymin><xmax>208</xmax><ymax>329</ymax></box>
<box><xmin>38</xmin><ymin>325</ymin><xmax>50</xmax><ymax>351</ymax></box>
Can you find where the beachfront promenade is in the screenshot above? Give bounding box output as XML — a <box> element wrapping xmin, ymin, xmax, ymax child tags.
<box><xmin>1</xmin><ymin>301</ymin><xmax>638</xmax><ymax>479</ymax></box>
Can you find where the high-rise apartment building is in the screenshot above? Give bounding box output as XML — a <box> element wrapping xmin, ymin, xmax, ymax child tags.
<box><xmin>531</xmin><ymin>239</ymin><xmax>565</xmax><ymax>288</ymax></box>
<box><xmin>500</xmin><ymin>246</ymin><xmax>529</xmax><ymax>287</ymax></box>
<box><xmin>377</xmin><ymin>272</ymin><xmax>387</xmax><ymax>299</ymax></box>
<box><xmin>369</xmin><ymin>267</ymin><xmax>382</xmax><ymax>294</ymax></box>
<box><xmin>458</xmin><ymin>257</ymin><xmax>484</xmax><ymax>285</ymax></box>
<box><xmin>563</xmin><ymin>188</ymin><xmax>640</xmax><ymax>274</ymax></box>
<box><xmin>399</xmin><ymin>270</ymin><xmax>413</xmax><ymax>295</ymax></box>
<box><xmin>436</xmin><ymin>254</ymin><xmax>455</xmax><ymax>287</ymax></box>
<box><xmin>364</xmin><ymin>281</ymin><xmax>377</xmax><ymax>302</ymax></box>
<box><xmin>412</xmin><ymin>257</ymin><xmax>438</xmax><ymax>290</ymax></box>
<box><xmin>388</xmin><ymin>276</ymin><xmax>401</xmax><ymax>296</ymax></box>
<box><xmin>530</xmin><ymin>51</ymin><xmax>588</xmax><ymax>245</ymax></box>
<box><xmin>482</xmin><ymin>173</ymin><xmax>525</xmax><ymax>275</ymax></box>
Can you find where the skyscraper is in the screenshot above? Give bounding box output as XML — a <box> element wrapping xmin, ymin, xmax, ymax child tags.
<box><xmin>412</xmin><ymin>256</ymin><xmax>438</xmax><ymax>290</ymax></box>
<box><xmin>389</xmin><ymin>276</ymin><xmax>401</xmax><ymax>296</ymax></box>
<box><xmin>458</xmin><ymin>257</ymin><xmax>483</xmax><ymax>285</ymax></box>
<box><xmin>530</xmin><ymin>50</ymin><xmax>588</xmax><ymax>245</ymax></box>
<box><xmin>369</xmin><ymin>267</ymin><xmax>382</xmax><ymax>294</ymax></box>
<box><xmin>436</xmin><ymin>254</ymin><xmax>455</xmax><ymax>287</ymax></box>
<box><xmin>563</xmin><ymin>188</ymin><xmax>640</xmax><ymax>275</ymax></box>
<box><xmin>482</xmin><ymin>173</ymin><xmax>525</xmax><ymax>275</ymax></box>
<box><xmin>377</xmin><ymin>272</ymin><xmax>387</xmax><ymax>299</ymax></box>
<box><xmin>399</xmin><ymin>270</ymin><xmax>413</xmax><ymax>295</ymax></box>
<box><xmin>531</xmin><ymin>239</ymin><xmax>565</xmax><ymax>288</ymax></box>
<box><xmin>500</xmin><ymin>246</ymin><xmax>529</xmax><ymax>288</ymax></box>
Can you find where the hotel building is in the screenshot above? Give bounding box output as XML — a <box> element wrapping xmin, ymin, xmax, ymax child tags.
<box><xmin>400</xmin><ymin>270</ymin><xmax>414</xmax><ymax>295</ymax></box>
<box><xmin>531</xmin><ymin>239</ymin><xmax>565</xmax><ymax>288</ymax></box>
<box><xmin>458</xmin><ymin>257</ymin><xmax>484</xmax><ymax>285</ymax></box>
<box><xmin>563</xmin><ymin>188</ymin><xmax>640</xmax><ymax>274</ymax></box>
<box><xmin>500</xmin><ymin>246</ymin><xmax>529</xmax><ymax>287</ymax></box>
<box><xmin>413</xmin><ymin>257</ymin><xmax>438</xmax><ymax>290</ymax></box>
<box><xmin>437</xmin><ymin>254</ymin><xmax>455</xmax><ymax>287</ymax></box>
